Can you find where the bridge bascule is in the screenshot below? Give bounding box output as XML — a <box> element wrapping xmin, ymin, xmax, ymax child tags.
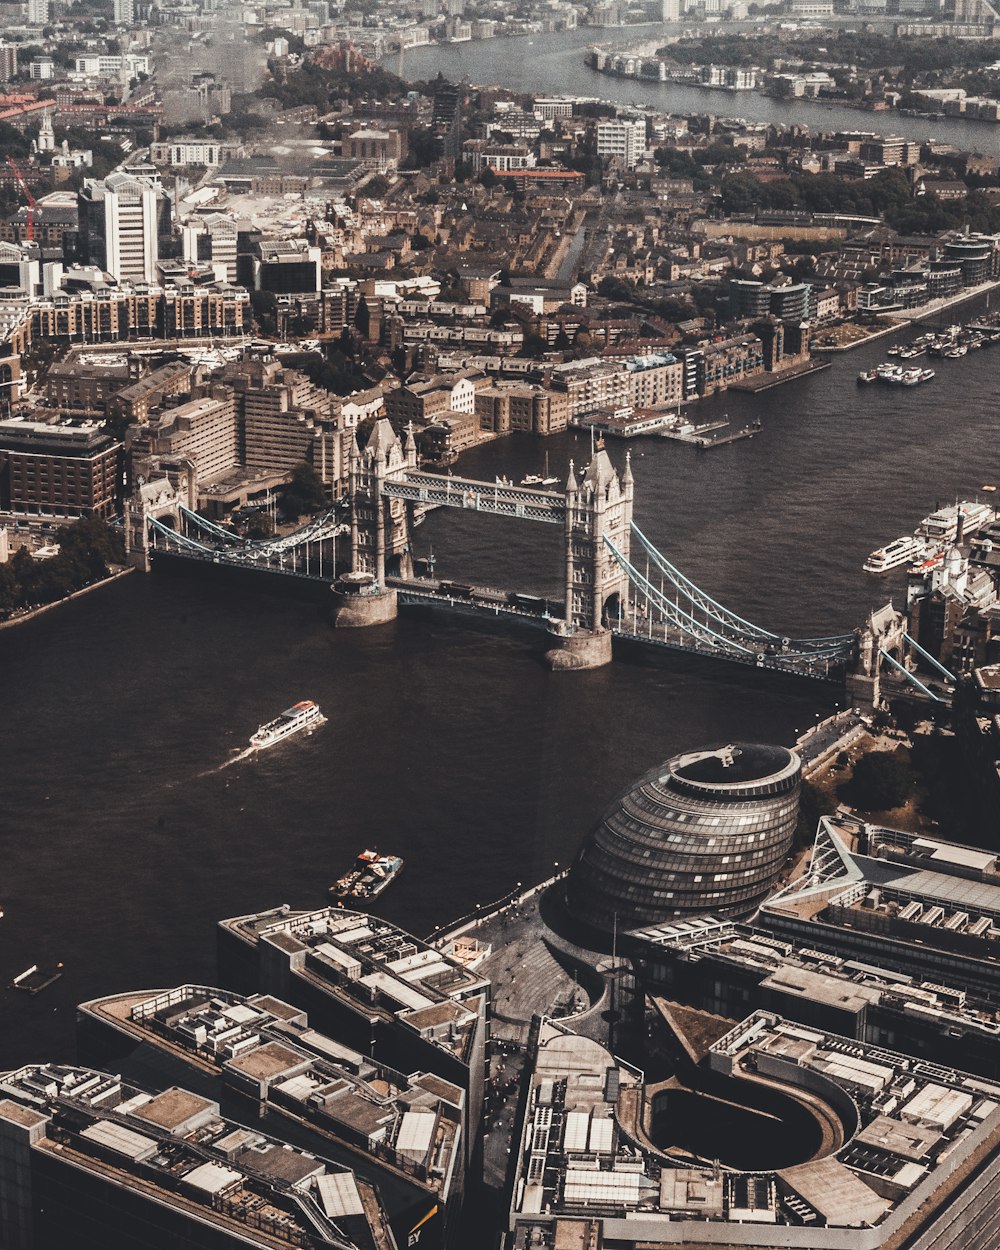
<box><xmin>130</xmin><ymin>418</ymin><xmax>880</xmax><ymax>684</ymax></box>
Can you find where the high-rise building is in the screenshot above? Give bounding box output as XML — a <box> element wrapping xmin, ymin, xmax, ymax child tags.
<box><xmin>596</xmin><ymin>117</ymin><xmax>647</xmax><ymax>169</ymax></box>
<box><xmin>0</xmin><ymin>42</ymin><xmax>18</xmax><ymax>82</ymax></box>
<box><xmin>26</xmin><ymin>0</ymin><xmax>50</xmax><ymax>25</ymax></box>
<box><xmin>181</xmin><ymin>213</ymin><xmax>238</xmax><ymax>282</ymax></box>
<box><xmin>78</xmin><ymin>171</ymin><xmax>167</xmax><ymax>284</ymax></box>
<box><xmin>432</xmin><ymin>80</ymin><xmax>463</xmax><ymax>162</ymax></box>
<box><xmin>113</xmin><ymin>0</ymin><xmax>134</xmax><ymax>24</ymax></box>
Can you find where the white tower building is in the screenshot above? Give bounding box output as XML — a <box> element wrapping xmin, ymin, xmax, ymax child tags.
<box><xmin>79</xmin><ymin>171</ymin><xmax>163</xmax><ymax>284</ymax></box>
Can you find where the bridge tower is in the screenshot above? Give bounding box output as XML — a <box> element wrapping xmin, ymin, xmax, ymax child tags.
<box><xmin>123</xmin><ymin>472</ymin><xmax>192</xmax><ymax>572</ymax></box>
<box><xmin>847</xmin><ymin>602</ymin><xmax>906</xmax><ymax>709</ymax></box>
<box><xmin>548</xmin><ymin>446</ymin><xmax>633</xmax><ymax>670</ymax></box>
<box><xmin>332</xmin><ymin>418</ymin><xmax>416</xmax><ymax>627</ymax></box>
<box><xmin>564</xmin><ymin>446</ymin><xmax>633</xmax><ymax>630</ymax></box>
<box><xmin>347</xmin><ymin>418</ymin><xmax>416</xmax><ymax>582</ymax></box>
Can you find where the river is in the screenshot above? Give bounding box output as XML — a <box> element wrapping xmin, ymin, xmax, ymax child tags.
<box><xmin>1</xmin><ymin>306</ymin><xmax>998</xmax><ymax>1070</ymax></box>
<box><xmin>390</xmin><ymin>26</ymin><xmax>1000</xmax><ymax>156</ymax></box>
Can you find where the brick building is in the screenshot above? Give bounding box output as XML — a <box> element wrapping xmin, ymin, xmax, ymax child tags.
<box><xmin>0</xmin><ymin>418</ymin><xmax>120</xmax><ymax>517</ymax></box>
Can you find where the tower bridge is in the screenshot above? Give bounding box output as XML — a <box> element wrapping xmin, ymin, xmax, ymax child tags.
<box><xmin>128</xmin><ymin>418</ymin><xmax>890</xmax><ymax>689</ymax></box>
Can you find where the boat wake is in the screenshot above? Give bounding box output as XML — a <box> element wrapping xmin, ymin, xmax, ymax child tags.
<box><xmin>199</xmin><ymin>746</ymin><xmax>257</xmax><ymax>777</ymax></box>
<box><xmin>198</xmin><ymin>715</ymin><xmax>328</xmax><ymax>778</ymax></box>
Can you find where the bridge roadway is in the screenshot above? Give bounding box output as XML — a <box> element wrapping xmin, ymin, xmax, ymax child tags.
<box><xmin>148</xmin><ymin>545</ymin><xmax>846</xmax><ymax>683</ymax></box>
<box><xmin>611</xmin><ymin>609</ymin><xmax>849</xmax><ymax>682</ymax></box>
<box><xmin>388</xmin><ymin>576</ymin><xmax>560</xmax><ymax>625</ymax></box>
<box><xmin>382</xmin><ymin>471</ymin><xmax>566</xmax><ymax>524</ymax></box>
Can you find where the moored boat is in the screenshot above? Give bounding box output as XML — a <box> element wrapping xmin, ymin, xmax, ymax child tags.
<box><xmin>918</xmin><ymin>500</ymin><xmax>995</xmax><ymax>543</ymax></box>
<box><xmin>864</xmin><ymin>535</ymin><xmax>927</xmax><ymax>574</ymax></box>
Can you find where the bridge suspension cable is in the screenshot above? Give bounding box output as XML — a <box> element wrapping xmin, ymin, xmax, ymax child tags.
<box><xmin>629</xmin><ymin>522</ymin><xmax>855</xmax><ymax>651</ymax></box>
<box><xmin>604</xmin><ymin>537</ymin><xmax>756</xmax><ymax>655</ymax></box>
<box><xmin>159</xmin><ymin>501</ymin><xmax>349</xmax><ymax>562</ymax></box>
<box><xmin>605</xmin><ymin>531</ymin><xmax>855</xmax><ymax>676</ymax></box>
<box><xmin>148</xmin><ymin>514</ymin><xmax>219</xmax><ymax>554</ymax></box>
<box><xmin>879</xmin><ymin>648</ymin><xmax>947</xmax><ymax>702</ymax></box>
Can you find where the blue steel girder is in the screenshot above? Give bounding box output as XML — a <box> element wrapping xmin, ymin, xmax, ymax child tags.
<box><xmin>153</xmin><ymin>505</ymin><xmax>347</xmax><ymax>566</ymax></box>
<box><xmin>605</xmin><ymin>537</ymin><xmax>756</xmax><ymax>656</ymax></box>
<box><xmin>903</xmin><ymin>632</ymin><xmax>957</xmax><ymax>684</ymax></box>
<box><xmin>235</xmin><ymin>503</ymin><xmax>348</xmax><ymax>557</ymax></box>
<box><xmin>629</xmin><ymin>521</ymin><xmax>856</xmax><ymax>651</ymax></box>
<box><xmin>383</xmin><ymin>472</ymin><xmax>566</xmax><ymax>525</ymax></box>
<box><xmin>148</xmin><ymin>515</ymin><xmax>219</xmax><ymax>554</ymax></box>
<box><xmin>879</xmin><ymin>648</ymin><xmax>947</xmax><ymax>702</ymax></box>
<box><xmin>605</xmin><ymin>535</ymin><xmax>853</xmax><ymax>673</ymax></box>
<box><xmin>178</xmin><ymin>504</ymin><xmax>243</xmax><ymax>545</ymax></box>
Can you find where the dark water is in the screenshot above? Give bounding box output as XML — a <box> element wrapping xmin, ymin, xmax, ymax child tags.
<box><xmin>1</xmin><ymin>319</ymin><xmax>997</xmax><ymax>1069</ymax></box>
<box><xmin>393</xmin><ymin>27</ymin><xmax>1000</xmax><ymax>157</ymax></box>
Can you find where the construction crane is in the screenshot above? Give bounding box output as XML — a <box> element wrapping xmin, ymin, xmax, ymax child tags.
<box><xmin>5</xmin><ymin>157</ymin><xmax>36</xmax><ymax>243</ymax></box>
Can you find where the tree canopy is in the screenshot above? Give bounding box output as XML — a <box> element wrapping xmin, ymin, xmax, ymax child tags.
<box><xmin>0</xmin><ymin>517</ymin><xmax>124</xmax><ymax>618</ymax></box>
<box><xmin>847</xmin><ymin>750</ymin><xmax>915</xmax><ymax>811</ymax></box>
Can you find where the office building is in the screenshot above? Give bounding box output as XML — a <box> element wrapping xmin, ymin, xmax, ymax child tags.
<box><xmin>217</xmin><ymin>906</ymin><xmax>490</xmax><ymax>1161</ymax></box>
<box><xmin>565</xmin><ymin>743</ymin><xmax>801</xmax><ymax>936</ymax></box>
<box><xmin>0</xmin><ymin>418</ymin><xmax>120</xmax><ymax>518</ymax></box>
<box><xmin>131</xmin><ymin>393</ymin><xmax>241</xmax><ymax>485</ymax></box>
<box><xmin>756</xmin><ymin>815</ymin><xmax>1000</xmax><ymax>1001</ymax></box>
<box><xmin>78</xmin><ymin>172</ymin><xmax>167</xmax><ymax>285</ymax></box>
<box><xmin>629</xmin><ymin>914</ymin><xmax>1000</xmax><ymax>1079</ymax></box>
<box><xmin>506</xmin><ymin>1011</ymin><xmax>1000</xmax><ymax>1249</ymax></box>
<box><xmin>0</xmin><ymin>1063</ymin><xmax>394</xmax><ymax>1250</ymax></box>
<box><xmin>78</xmin><ymin>984</ymin><xmax>465</xmax><ymax>1250</ymax></box>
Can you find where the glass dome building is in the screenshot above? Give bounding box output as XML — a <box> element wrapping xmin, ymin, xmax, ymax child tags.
<box><xmin>565</xmin><ymin>743</ymin><xmax>801</xmax><ymax>937</ymax></box>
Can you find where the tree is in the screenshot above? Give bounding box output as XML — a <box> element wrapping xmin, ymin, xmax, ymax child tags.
<box><xmin>795</xmin><ymin>778</ymin><xmax>831</xmax><ymax>849</ymax></box>
<box><xmin>282</xmin><ymin>461</ymin><xmax>327</xmax><ymax>517</ymax></box>
<box><xmin>0</xmin><ymin>563</ymin><xmax>17</xmax><ymax>619</ymax></box>
<box><xmin>245</xmin><ymin>513</ymin><xmax>274</xmax><ymax>540</ymax></box>
<box><xmin>848</xmin><ymin>750</ymin><xmax>914</xmax><ymax>811</ymax></box>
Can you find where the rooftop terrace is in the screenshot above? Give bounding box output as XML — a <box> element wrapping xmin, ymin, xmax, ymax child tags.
<box><xmin>0</xmin><ymin>1063</ymin><xmax>394</xmax><ymax>1250</ymax></box>
<box><xmin>222</xmin><ymin>907</ymin><xmax>490</xmax><ymax>1064</ymax></box>
<box><xmin>80</xmin><ymin>984</ymin><xmax>462</xmax><ymax>1200</ymax></box>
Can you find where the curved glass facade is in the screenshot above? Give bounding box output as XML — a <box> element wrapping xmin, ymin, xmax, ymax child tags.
<box><xmin>566</xmin><ymin>743</ymin><xmax>801</xmax><ymax>936</ymax></box>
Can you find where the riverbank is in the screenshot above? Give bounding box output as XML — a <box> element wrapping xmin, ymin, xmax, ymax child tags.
<box><xmin>884</xmin><ymin>278</ymin><xmax>1000</xmax><ymax>325</ymax></box>
<box><xmin>812</xmin><ymin>320</ymin><xmax>905</xmax><ymax>353</ymax></box>
<box><xmin>0</xmin><ymin>565</ymin><xmax>134</xmax><ymax>631</ymax></box>
<box><xmin>812</xmin><ymin>282</ymin><xmax>1000</xmax><ymax>353</ymax></box>
<box><xmin>390</xmin><ymin>28</ymin><xmax>1000</xmax><ymax>155</ymax></box>
<box><xmin>729</xmin><ymin>358</ymin><xmax>831</xmax><ymax>391</ymax></box>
